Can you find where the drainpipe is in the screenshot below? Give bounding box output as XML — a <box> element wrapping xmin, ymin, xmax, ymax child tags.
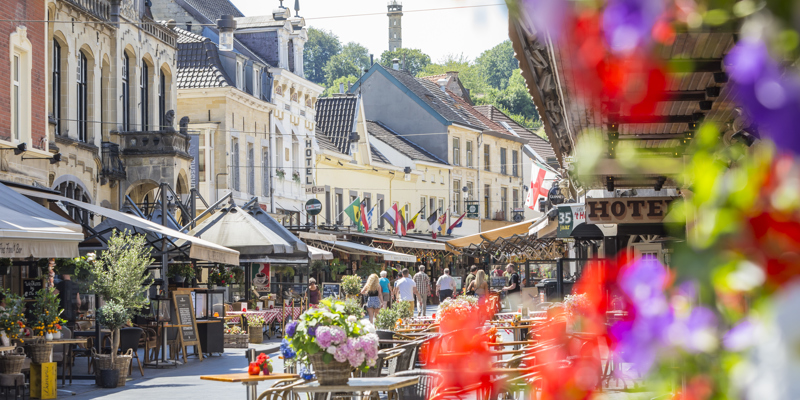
<box><xmin>477</xmin><ymin>132</ymin><xmax>483</xmax><ymax>234</ymax></box>
<box><xmin>269</xmin><ymin>110</ymin><xmax>275</xmax><ymax>213</ymax></box>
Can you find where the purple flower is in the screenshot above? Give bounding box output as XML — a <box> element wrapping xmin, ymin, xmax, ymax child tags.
<box><xmin>307</xmin><ymin>326</ymin><xmax>317</xmax><ymax>337</ymax></box>
<box><xmin>724</xmin><ymin>319</ymin><xmax>756</xmax><ymax>351</ymax></box>
<box><xmin>280</xmin><ymin>338</ymin><xmax>296</xmax><ymax>359</ymax></box>
<box><xmin>602</xmin><ymin>0</ymin><xmax>664</xmax><ymax>54</ymax></box>
<box><xmin>726</xmin><ymin>38</ymin><xmax>800</xmax><ymax>153</ymax></box>
<box><xmin>285</xmin><ymin>321</ymin><xmax>298</xmax><ymax>337</ymax></box>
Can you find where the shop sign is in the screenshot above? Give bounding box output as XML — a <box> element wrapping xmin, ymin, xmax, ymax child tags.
<box><xmin>305</xmin><ymin>186</ymin><xmax>325</xmax><ymax>194</ymax></box>
<box><xmin>557</xmin><ymin>204</ymin><xmax>585</xmax><ymax>238</ymax></box>
<box><xmin>305</xmin><ymin>199</ymin><xmax>322</xmax><ymax>215</ymax></box>
<box><xmin>465</xmin><ymin>201</ymin><xmax>479</xmax><ymax>218</ymax></box>
<box><xmin>586</xmin><ymin>197</ymin><xmax>677</xmax><ymax>224</ymax></box>
<box><xmin>548</xmin><ymin>186</ymin><xmax>566</xmax><ymax>205</ymax></box>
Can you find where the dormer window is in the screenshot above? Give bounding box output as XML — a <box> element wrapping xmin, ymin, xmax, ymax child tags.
<box><xmin>253</xmin><ymin>67</ymin><xmax>260</xmax><ymax>98</ymax></box>
<box><xmin>236</xmin><ymin>61</ymin><xmax>244</xmax><ymax>90</ymax></box>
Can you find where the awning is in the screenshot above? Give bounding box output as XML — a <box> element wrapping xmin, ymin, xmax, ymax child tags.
<box><xmin>322</xmin><ymin>240</ymin><xmax>416</xmax><ymax>263</ymax></box>
<box><xmin>308</xmin><ymin>246</ymin><xmax>333</xmax><ymax>260</ymax></box>
<box><xmin>186</xmin><ymin>206</ymin><xmax>298</xmax><ymax>256</ymax></box>
<box><xmin>530</xmin><ymin>216</ymin><xmax>558</xmax><ymax>238</ymax></box>
<box><xmin>0</xmin><ymin>183</ymin><xmax>83</xmax><ymax>258</ymax></box>
<box><xmin>447</xmin><ymin>219</ymin><xmax>534</xmax><ymax>248</ymax></box>
<box><xmin>14</xmin><ymin>188</ymin><xmax>239</xmax><ymax>265</ymax></box>
<box><xmin>348</xmin><ymin>232</ymin><xmax>447</xmax><ymax>251</ymax></box>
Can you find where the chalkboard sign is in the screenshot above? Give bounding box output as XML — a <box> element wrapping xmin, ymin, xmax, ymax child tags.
<box><xmin>490</xmin><ymin>277</ymin><xmax>507</xmax><ymax>289</ymax></box>
<box><xmin>171</xmin><ymin>292</ymin><xmax>203</xmax><ymax>361</ymax></box>
<box><xmin>23</xmin><ymin>279</ymin><xmax>43</xmax><ymax>300</ymax></box>
<box><xmin>322</xmin><ymin>283</ymin><xmax>340</xmax><ymax>299</ymax></box>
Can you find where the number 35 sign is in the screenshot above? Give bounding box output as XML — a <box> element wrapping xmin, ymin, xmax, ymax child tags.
<box><xmin>557</xmin><ymin>204</ymin><xmax>585</xmax><ymax>238</ymax></box>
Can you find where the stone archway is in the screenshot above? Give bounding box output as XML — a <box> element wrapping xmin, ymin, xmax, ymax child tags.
<box><xmin>125</xmin><ymin>179</ymin><xmax>160</xmax><ymax>215</ymax></box>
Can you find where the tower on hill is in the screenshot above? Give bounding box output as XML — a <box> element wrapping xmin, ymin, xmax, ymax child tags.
<box><xmin>388</xmin><ymin>1</ymin><xmax>403</xmax><ymax>52</ymax></box>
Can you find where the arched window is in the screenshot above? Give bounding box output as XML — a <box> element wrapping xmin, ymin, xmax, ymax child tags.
<box><xmin>140</xmin><ymin>61</ymin><xmax>149</xmax><ymax>131</ymax></box>
<box><xmin>122</xmin><ymin>53</ymin><xmax>130</xmax><ymax>131</ymax></box>
<box><xmin>77</xmin><ymin>51</ymin><xmax>88</xmax><ymax>142</ymax></box>
<box><xmin>158</xmin><ymin>69</ymin><xmax>166</xmax><ymax>129</ymax></box>
<box><xmin>52</xmin><ymin>40</ymin><xmax>61</xmax><ymax>135</ymax></box>
<box><xmin>55</xmin><ymin>181</ymin><xmax>92</xmax><ymax>224</ymax></box>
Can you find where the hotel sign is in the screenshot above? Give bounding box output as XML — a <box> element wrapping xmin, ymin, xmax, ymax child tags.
<box><xmin>586</xmin><ymin>197</ymin><xmax>677</xmax><ymax>224</ymax></box>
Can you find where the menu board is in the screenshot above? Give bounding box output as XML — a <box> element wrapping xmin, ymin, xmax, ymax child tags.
<box><xmin>490</xmin><ymin>277</ymin><xmax>507</xmax><ymax>289</ymax></box>
<box><xmin>170</xmin><ymin>292</ymin><xmax>203</xmax><ymax>361</ymax></box>
<box><xmin>23</xmin><ymin>279</ymin><xmax>43</xmax><ymax>300</ymax></box>
<box><xmin>322</xmin><ymin>283</ymin><xmax>340</xmax><ymax>299</ymax></box>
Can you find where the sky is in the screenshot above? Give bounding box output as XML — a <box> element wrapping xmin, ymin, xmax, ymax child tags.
<box><xmin>231</xmin><ymin>0</ymin><xmax>511</xmax><ymax>62</ymax></box>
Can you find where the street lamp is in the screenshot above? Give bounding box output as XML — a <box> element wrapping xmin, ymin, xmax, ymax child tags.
<box><xmin>217</xmin><ymin>15</ymin><xmax>236</xmax><ymax>52</ymax></box>
<box><xmin>0</xmin><ymin>143</ymin><xmax>27</xmax><ymax>155</ymax></box>
<box><xmin>349</xmin><ymin>131</ymin><xmax>360</xmax><ymax>155</ymax></box>
<box><xmin>403</xmin><ymin>166</ymin><xmax>411</xmax><ymax>181</ymax></box>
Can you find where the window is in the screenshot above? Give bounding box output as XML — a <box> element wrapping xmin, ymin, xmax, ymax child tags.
<box><xmin>198</xmin><ymin>133</ymin><xmax>206</xmax><ymax>182</ymax></box>
<box><xmin>438</xmin><ymin>199</ymin><xmax>444</xmax><ymax>215</ymax></box>
<box><xmin>484</xmin><ymin>144</ymin><xmax>490</xmax><ymax>171</ymax></box>
<box><xmin>467</xmin><ymin>181</ymin><xmax>474</xmax><ymax>201</ymax></box>
<box><xmin>501</xmin><ymin>187</ymin><xmax>508</xmax><ymax>220</ymax></box>
<box><xmin>452</xmin><ymin>138</ymin><xmax>460</xmax><ymax>166</ymax></box>
<box><xmin>231</xmin><ymin>137</ymin><xmax>240</xmax><ymax>191</ymax></box>
<box><xmin>121</xmin><ymin>53</ymin><xmax>130</xmax><ymax>131</ymax></box>
<box><xmin>420</xmin><ymin>197</ymin><xmax>427</xmax><ymax>219</ymax></box>
<box><xmin>140</xmin><ymin>61</ymin><xmax>149</xmax><ymax>131</ymax></box>
<box><xmin>500</xmin><ymin>148</ymin><xmax>507</xmax><ymax>175</ymax></box>
<box><xmin>247</xmin><ymin>143</ymin><xmax>255</xmax><ymax>195</ymax></box>
<box><xmin>77</xmin><ymin>51</ymin><xmax>88</xmax><ymax>142</ymax></box>
<box><xmin>236</xmin><ymin>61</ymin><xmax>244</xmax><ymax>90</ymax></box>
<box><xmin>512</xmin><ymin>150</ymin><xmax>519</xmax><ymax>177</ymax></box>
<box><xmin>12</xmin><ymin>54</ymin><xmax>20</xmax><ymax>141</ymax></box>
<box><xmin>262</xmin><ymin>147</ymin><xmax>270</xmax><ymax>196</ymax></box>
<box><xmin>275</xmin><ymin>134</ymin><xmax>284</xmax><ymax>168</ymax></box>
<box><xmin>288</xmin><ymin>40</ymin><xmax>295</xmax><ymax>73</ymax></box>
<box><xmin>429</xmin><ymin>197</ymin><xmax>435</xmax><ymax>217</ymax></box>
<box><xmin>484</xmin><ymin>185</ymin><xmax>491</xmax><ymax>219</ymax></box>
<box><xmin>158</xmin><ymin>70</ymin><xmax>166</xmax><ymax>129</ymax></box>
<box><xmin>52</xmin><ymin>41</ymin><xmax>62</xmax><ymax>135</ymax></box>
<box><xmin>513</xmin><ymin>188</ymin><xmax>520</xmax><ymax>211</ymax></box>
<box><xmin>378</xmin><ymin>198</ymin><xmax>385</xmax><ymax>228</ymax></box>
<box><xmin>336</xmin><ymin>193</ymin><xmax>343</xmax><ymax>224</ymax></box>
<box><xmin>466</xmin><ymin>141</ymin><xmax>473</xmax><ymax>168</ymax></box>
<box><xmin>453</xmin><ymin>179</ymin><xmax>461</xmax><ymax>214</ymax></box>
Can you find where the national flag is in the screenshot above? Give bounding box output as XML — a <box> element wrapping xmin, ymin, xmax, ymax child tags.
<box><xmin>381</xmin><ymin>205</ymin><xmax>396</xmax><ymax>230</ymax></box>
<box><xmin>360</xmin><ymin>202</ymin><xmax>370</xmax><ymax>231</ymax></box>
<box><xmin>406</xmin><ymin>208</ymin><xmax>423</xmax><ymax>230</ymax></box>
<box><xmin>525</xmin><ymin>162</ymin><xmax>555</xmax><ymax>210</ymax></box>
<box><xmin>344</xmin><ymin>197</ymin><xmax>363</xmax><ymax>232</ymax></box>
<box><xmin>427</xmin><ymin>210</ymin><xmax>440</xmax><ymax>239</ymax></box>
<box><xmin>446</xmin><ymin>212</ymin><xmax>467</xmax><ymax>235</ymax></box>
<box><xmin>438</xmin><ymin>212</ymin><xmax>447</xmax><ymax>231</ymax></box>
<box><xmin>397</xmin><ymin>207</ymin><xmax>407</xmax><ymax>236</ymax></box>
<box><xmin>367</xmin><ymin>206</ymin><xmax>376</xmax><ymax>229</ymax></box>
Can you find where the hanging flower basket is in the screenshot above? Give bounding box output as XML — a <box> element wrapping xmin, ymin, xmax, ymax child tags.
<box><xmin>308</xmin><ymin>352</ymin><xmax>352</xmax><ymax>386</ymax></box>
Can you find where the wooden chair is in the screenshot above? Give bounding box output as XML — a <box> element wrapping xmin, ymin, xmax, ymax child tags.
<box><xmin>387</xmin><ymin>369</ymin><xmax>444</xmax><ymax>400</ymax></box>
<box><xmin>256</xmin><ymin>377</ymin><xmax>307</xmax><ymax>400</ymax></box>
<box><xmin>135</xmin><ymin>325</ymin><xmax>158</xmax><ymax>363</ymax></box>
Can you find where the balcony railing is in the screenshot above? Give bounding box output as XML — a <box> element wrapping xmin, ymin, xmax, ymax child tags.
<box><xmin>101</xmin><ymin>142</ymin><xmax>126</xmax><ymax>181</ymax></box>
<box><xmin>142</xmin><ymin>17</ymin><xmax>177</xmax><ymax>48</ymax></box>
<box><xmin>64</xmin><ymin>0</ymin><xmax>110</xmax><ymax>21</ymax></box>
<box><xmin>116</xmin><ymin>129</ymin><xmax>191</xmax><ymax>158</ymax></box>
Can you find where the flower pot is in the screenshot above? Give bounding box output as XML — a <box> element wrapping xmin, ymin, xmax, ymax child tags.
<box><xmin>45</xmin><ymin>332</ymin><xmax>53</xmax><ymax>341</ymax></box>
<box><xmin>53</xmin><ymin>331</ymin><xmax>62</xmax><ymax>339</ymax></box>
<box><xmin>174</xmin><ymin>276</ymin><xmax>186</xmax><ymax>283</ymax></box>
<box><xmin>93</xmin><ymin>348</ymin><xmax>132</xmax><ymax>387</ymax></box>
<box><xmin>376</xmin><ymin>329</ymin><xmax>394</xmax><ymax>341</ymax></box>
<box><xmin>248</xmin><ymin>326</ymin><xmax>263</xmax><ymax>344</ymax></box>
<box><xmin>309</xmin><ymin>352</ymin><xmax>350</xmax><ymax>386</ymax></box>
<box><xmin>0</xmin><ymin>331</ymin><xmax>9</xmax><ymax>347</ymax></box>
<box><xmin>98</xmin><ymin>369</ymin><xmax>120</xmax><ymax>388</ymax></box>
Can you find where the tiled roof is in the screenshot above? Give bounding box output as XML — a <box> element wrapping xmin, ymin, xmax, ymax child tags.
<box><xmin>182</xmin><ymin>0</ymin><xmax>244</xmax><ymax>21</ymax></box>
<box><xmin>446</xmin><ymin>90</ymin><xmax>507</xmax><ymax>133</ymax></box>
<box><xmin>315</xmin><ymin>134</ymin><xmax>341</xmax><ymax>154</ymax></box>
<box><xmin>383</xmin><ymin>68</ymin><xmax>485</xmax><ymax>130</ymax></box>
<box><xmin>315</xmin><ymin>96</ymin><xmax>359</xmax><ymax>154</ymax></box>
<box><xmin>472</xmin><ymin>105</ymin><xmax>557</xmax><ymax>163</ymax></box>
<box><xmin>370</xmin><ymin>145</ymin><xmax>390</xmax><ymax>164</ymax></box>
<box><xmin>367</xmin><ymin>121</ymin><xmax>447</xmax><ymax>165</ymax></box>
<box><xmin>235</xmin><ymin>16</ymin><xmax>288</xmax><ymax>29</ymax></box>
<box><xmin>174</xmin><ymin>27</ymin><xmax>232</xmax><ymax>89</ymax></box>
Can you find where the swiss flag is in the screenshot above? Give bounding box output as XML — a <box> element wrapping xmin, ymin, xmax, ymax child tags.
<box><xmin>525</xmin><ymin>162</ymin><xmax>556</xmax><ymax>210</ymax></box>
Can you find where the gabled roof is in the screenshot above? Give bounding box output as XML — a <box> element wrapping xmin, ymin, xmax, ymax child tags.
<box><xmin>315</xmin><ymin>134</ymin><xmax>341</xmax><ymax>154</ymax></box>
<box><xmin>370</xmin><ymin>145</ymin><xmax>390</xmax><ymax>164</ymax></box>
<box><xmin>315</xmin><ymin>96</ymin><xmax>359</xmax><ymax>154</ymax></box>
<box><xmin>367</xmin><ymin>121</ymin><xmax>447</xmax><ymax>165</ymax></box>
<box><xmin>472</xmin><ymin>105</ymin><xmax>557</xmax><ymax>164</ymax></box>
<box><xmin>420</xmin><ymin>73</ymin><xmax>473</xmax><ymax>105</ymax></box>
<box><xmin>182</xmin><ymin>0</ymin><xmax>244</xmax><ymax>22</ymax></box>
<box><xmin>174</xmin><ymin>27</ymin><xmax>232</xmax><ymax>88</ymax></box>
<box><xmin>446</xmin><ymin>90</ymin><xmax>507</xmax><ymax>133</ymax></box>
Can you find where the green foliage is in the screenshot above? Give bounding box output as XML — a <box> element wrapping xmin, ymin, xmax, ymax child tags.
<box><xmin>478</xmin><ymin>69</ymin><xmax>540</xmax><ymax>127</ymax></box>
<box><xmin>303</xmin><ymin>28</ymin><xmax>341</xmax><ymax>85</ymax></box>
<box><xmin>322</xmin><ymin>75</ymin><xmax>359</xmax><ymax>97</ymax></box>
<box><xmin>0</xmin><ymin>289</ymin><xmax>26</xmax><ymax>340</ymax></box>
<box><xmin>392</xmin><ymin>299</ymin><xmax>413</xmax><ymax>321</ymax></box>
<box><xmin>418</xmin><ymin>53</ymin><xmax>488</xmax><ymax>94</ymax></box>
<box><xmin>355</xmin><ymin>258</ymin><xmax>383</xmax><ymax>278</ymax></box>
<box><xmin>341</xmin><ymin>275</ymin><xmax>362</xmax><ymax>296</ymax></box>
<box><xmin>31</xmin><ymin>288</ymin><xmax>63</xmax><ymax>335</ymax></box>
<box><xmin>323</xmin><ymin>42</ymin><xmax>370</xmax><ymax>87</ymax></box>
<box><xmin>246</xmin><ymin>315</ymin><xmax>266</xmax><ymax>327</ymax></box>
<box><xmin>379</xmin><ymin>48</ymin><xmax>432</xmax><ymax>76</ymax></box>
<box><xmin>342</xmin><ymin>297</ymin><xmax>364</xmax><ymax>319</ymax></box>
<box><xmin>231</xmin><ymin>266</ymin><xmax>244</xmax><ymax>284</ymax></box>
<box><xmin>208</xmin><ymin>264</ymin><xmax>235</xmax><ymax>286</ymax></box>
<box><xmin>167</xmin><ymin>263</ymin><xmax>195</xmax><ymax>280</ymax></box>
<box><xmin>96</xmin><ymin>300</ymin><xmax>130</xmax><ymax>332</ymax></box>
<box><xmin>475</xmin><ymin>40</ymin><xmax>519</xmax><ymax>90</ymax></box>
<box><xmin>374</xmin><ymin>306</ymin><xmax>397</xmax><ymax>330</ymax></box>
<box><xmin>329</xmin><ymin>259</ymin><xmax>347</xmax><ymax>281</ymax></box>
<box><xmin>77</xmin><ymin>230</ymin><xmax>153</xmax><ymax>313</ymax></box>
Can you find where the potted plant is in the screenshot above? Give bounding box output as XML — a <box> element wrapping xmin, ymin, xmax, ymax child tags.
<box><xmin>168</xmin><ymin>263</ymin><xmax>195</xmax><ymax>283</ymax></box>
<box><xmin>208</xmin><ymin>265</ymin><xmax>233</xmax><ymax>289</ymax></box>
<box><xmin>223</xmin><ymin>325</ymin><xmax>248</xmax><ymax>348</ymax></box>
<box><xmin>292</xmin><ymin>170</ymin><xmax>301</xmax><ymax>183</ymax></box>
<box><xmin>328</xmin><ymin>259</ymin><xmax>347</xmax><ymax>281</ymax></box>
<box><xmin>95</xmin><ymin>301</ymin><xmax>130</xmax><ymax>388</ymax></box>
<box><xmin>374</xmin><ymin>305</ymin><xmax>397</xmax><ymax>340</ymax></box>
<box><xmin>276</xmin><ymin>168</ymin><xmax>286</xmax><ymax>180</ymax></box>
<box><xmin>340</xmin><ymin>275</ymin><xmax>361</xmax><ymax>299</ymax></box>
<box><xmin>30</xmin><ymin>288</ymin><xmax>63</xmax><ymax>340</ymax></box>
<box><xmin>76</xmin><ymin>231</ymin><xmax>152</xmax><ymax>388</ymax></box>
<box><xmin>0</xmin><ymin>289</ymin><xmax>26</xmax><ymax>346</ymax></box>
<box><xmin>286</xmin><ymin>298</ymin><xmax>379</xmax><ymax>385</ymax></box>
<box><xmin>246</xmin><ymin>315</ymin><xmax>265</xmax><ymax>344</ymax></box>
<box><xmin>231</xmin><ymin>266</ymin><xmax>244</xmax><ymax>284</ymax></box>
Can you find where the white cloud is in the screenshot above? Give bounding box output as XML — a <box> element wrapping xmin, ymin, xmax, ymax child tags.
<box><xmin>231</xmin><ymin>0</ymin><xmax>510</xmax><ymax>61</ymax></box>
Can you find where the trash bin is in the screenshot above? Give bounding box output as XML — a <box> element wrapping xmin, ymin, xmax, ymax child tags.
<box><xmin>536</xmin><ymin>279</ymin><xmax>558</xmax><ymax>301</ymax></box>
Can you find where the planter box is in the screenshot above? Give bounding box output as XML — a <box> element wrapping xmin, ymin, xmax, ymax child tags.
<box><xmin>224</xmin><ymin>334</ymin><xmax>249</xmax><ymax>348</ymax></box>
<box><xmin>248</xmin><ymin>326</ymin><xmax>263</xmax><ymax>344</ymax></box>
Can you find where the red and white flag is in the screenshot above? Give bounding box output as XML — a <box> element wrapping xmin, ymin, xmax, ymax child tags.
<box><xmin>525</xmin><ymin>162</ymin><xmax>556</xmax><ymax>210</ymax></box>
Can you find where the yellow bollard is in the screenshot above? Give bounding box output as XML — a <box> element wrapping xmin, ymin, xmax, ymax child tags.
<box><xmin>30</xmin><ymin>362</ymin><xmax>57</xmax><ymax>399</ymax></box>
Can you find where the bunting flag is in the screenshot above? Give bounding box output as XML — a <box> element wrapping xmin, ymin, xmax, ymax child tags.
<box><xmin>360</xmin><ymin>202</ymin><xmax>370</xmax><ymax>231</ymax></box>
<box><xmin>381</xmin><ymin>205</ymin><xmax>397</xmax><ymax>231</ymax></box>
<box><xmin>406</xmin><ymin>208</ymin><xmax>423</xmax><ymax>230</ymax></box>
<box><xmin>447</xmin><ymin>212</ymin><xmax>467</xmax><ymax>235</ymax></box>
<box><xmin>427</xmin><ymin>210</ymin><xmax>440</xmax><ymax>239</ymax></box>
<box><xmin>525</xmin><ymin>162</ymin><xmax>555</xmax><ymax>210</ymax></box>
<box><xmin>344</xmin><ymin>197</ymin><xmax>363</xmax><ymax>232</ymax></box>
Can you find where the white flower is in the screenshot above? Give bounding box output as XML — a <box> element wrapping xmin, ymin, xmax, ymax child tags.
<box><xmin>347</xmin><ymin>315</ymin><xmax>357</xmax><ymax>323</ymax></box>
<box><xmin>363</xmin><ymin>321</ymin><xmax>376</xmax><ymax>334</ymax></box>
<box><xmin>86</xmin><ymin>252</ymin><xmax>96</xmax><ymax>262</ymax></box>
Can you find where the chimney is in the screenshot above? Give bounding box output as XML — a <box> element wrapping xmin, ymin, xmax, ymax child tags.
<box><xmin>370</xmin><ymin>54</ymin><xmax>374</xmax><ymax>66</ymax></box>
<box><xmin>339</xmin><ymin>83</ymin><xmax>344</xmax><ymax>94</ymax></box>
<box><xmin>392</xmin><ymin>58</ymin><xmax>400</xmax><ymax>70</ymax></box>
<box><xmin>446</xmin><ymin>71</ymin><xmax>459</xmax><ymax>80</ymax></box>
<box><xmin>437</xmin><ymin>78</ymin><xmax>447</xmax><ymax>92</ymax></box>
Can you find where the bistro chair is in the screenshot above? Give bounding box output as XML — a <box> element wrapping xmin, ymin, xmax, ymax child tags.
<box><xmin>256</xmin><ymin>377</ymin><xmax>307</xmax><ymax>400</ymax></box>
<box><xmin>0</xmin><ymin>373</ymin><xmax>25</xmax><ymax>400</ymax></box>
<box><xmin>387</xmin><ymin>369</ymin><xmax>444</xmax><ymax>400</ymax></box>
<box><xmin>135</xmin><ymin>325</ymin><xmax>158</xmax><ymax>363</ymax></box>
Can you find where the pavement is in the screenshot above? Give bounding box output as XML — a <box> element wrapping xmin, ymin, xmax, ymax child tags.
<box><xmin>55</xmin><ymin>305</ymin><xmax>653</xmax><ymax>399</ymax></box>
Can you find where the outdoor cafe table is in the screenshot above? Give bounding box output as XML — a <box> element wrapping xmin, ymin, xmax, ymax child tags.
<box><xmin>291</xmin><ymin>376</ymin><xmax>420</xmax><ymax>400</ymax></box>
<box><xmin>226</xmin><ymin>308</ymin><xmax>304</xmax><ymax>325</ymax></box>
<box><xmin>200</xmin><ymin>372</ymin><xmax>297</xmax><ymax>400</ymax></box>
<box><xmin>47</xmin><ymin>338</ymin><xmax>90</xmax><ymax>385</ymax></box>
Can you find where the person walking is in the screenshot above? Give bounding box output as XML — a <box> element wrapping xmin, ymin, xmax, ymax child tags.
<box><xmin>412</xmin><ymin>265</ymin><xmax>431</xmax><ymax>317</ymax></box>
<box><xmin>360</xmin><ymin>274</ymin><xmax>383</xmax><ymax>324</ymax></box>
<box><xmin>379</xmin><ymin>271</ymin><xmax>391</xmax><ymax>308</ymax></box>
<box><xmin>502</xmin><ymin>264</ymin><xmax>522</xmax><ymax>311</ymax></box>
<box><xmin>307</xmin><ymin>278</ymin><xmax>321</xmax><ymax>307</ymax></box>
<box><xmin>467</xmin><ymin>270</ymin><xmax>489</xmax><ymax>298</ymax></box>
<box><xmin>393</xmin><ymin>269</ymin><xmax>418</xmax><ymax>316</ymax></box>
<box><xmin>436</xmin><ymin>268</ymin><xmax>456</xmax><ymax>302</ymax></box>
<box><xmin>464</xmin><ymin>265</ymin><xmax>478</xmax><ymax>295</ymax></box>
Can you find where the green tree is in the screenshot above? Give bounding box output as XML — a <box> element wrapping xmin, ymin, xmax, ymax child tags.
<box><xmin>379</xmin><ymin>48</ymin><xmax>432</xmax><ymax>76</ymax></box>
<box><xmin>477</xmin><ymin>69</ymin><xmax>540</xmax><ymax>129</ymax></box>
<box><xmin>475</xmin><ymin>40</ymin><xmax>519</xmax><ymax>90</ymax></box>
<box><xmin>323</xmin><ymin>75</ymin><xmax>359</xmax><ymax>97</ymax></box>
<box><xmin>304</xmin><ymin>28</ymin><xmax>341</xmax><ymax>85</ymax></box>
<box><xmin>419</xmin><ymin>53</ymin><xmax>489</xmax><ymax>95</ymax></box>
<box><xmin>323</xmin><ymin>42</ymin><xmax>370</xmax><ymax>87</ymax></box>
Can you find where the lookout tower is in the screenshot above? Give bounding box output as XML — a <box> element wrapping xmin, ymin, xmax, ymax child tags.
<box><xmin>388</xmin><ymin>1</ymin><xmax>403</xmax><ymax>52</ymax></box>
